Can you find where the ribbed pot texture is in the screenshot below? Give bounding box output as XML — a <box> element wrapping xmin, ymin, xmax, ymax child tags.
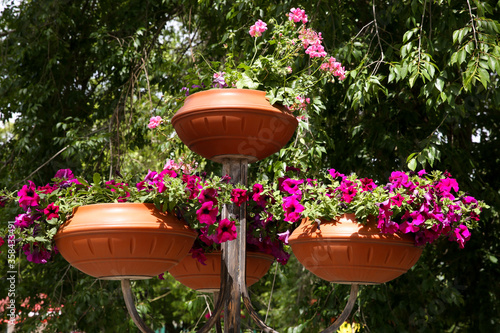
<box><xmin>169</xmin><ymin>251</ymin><xmax>275</xmax><ymax>292</ymax></box>
<box><xmin>171</xmin><ymin>89</ymin><xmax>298</xmax><ymax>163</ymax></box>
<box><xmin>54</xmin><ymin>203</ymin><xmax>197</xmax><ymax>280</ymax></box>
<box><xmin>289</xmin><ymin>214</ymin><xmax>422</xmax><ymax>284</ymax></box>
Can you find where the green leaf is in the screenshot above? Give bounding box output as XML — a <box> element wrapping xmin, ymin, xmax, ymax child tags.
<box><xmin>93</xmin><ymin>173</ymin><xmax>101</xmax><ymax>185</ymax></box>
<box><xmin>477</xmin><ymin>67</ymin><xmax>490</xmax><ymax>89</ymax></box>
<box><xmin>435</xmin><ymin>77</ymin><xmax>445</xmax><ymax>92</ymax></box>
<box><xmin>408</xmin><ymin>158</ymin><xmax>417</xmax><ymax>171</ymax></box>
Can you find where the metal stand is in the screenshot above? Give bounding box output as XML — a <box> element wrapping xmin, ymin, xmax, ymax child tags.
<box><xmin>120</xmin><ymin>157</ymin><xmax>359</xmax><ymax>332</ymax></box>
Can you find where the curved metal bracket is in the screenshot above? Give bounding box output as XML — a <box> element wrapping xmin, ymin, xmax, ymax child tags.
<box><xmin>242</xmin><ymin>284</ymin><xmax>278</xmax><ymax>333</ymax></box>
<box><xmin>320</xmin><ymin>284</ymin><xmax>359</xmax><ymax>333</ymax></box>
<box><xmin>121</xmin><ymin>279</ymin><xmax>154</xmax><ymax>333</ymax></box>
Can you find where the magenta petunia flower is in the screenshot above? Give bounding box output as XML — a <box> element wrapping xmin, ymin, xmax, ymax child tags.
<box><xmin>328</xmin><ymin>169</ymin><xmax>345</xmax><ymax>179</ymax></box>
<box><xmin>199</xmin><ymin>187</ymin><xmax>219</xmax><ymax>205</ymax></box>
<box><xmin>216</xmin><ymin>218</ymin><xmax>237</xmax><ymax>243</ymax></box>
<box><xmin>417</xmin><ymin>169</ymin><xmax>427</xmax><ymax>177</ymax></box>
<box><xmin>54</xmin><ymin>168</ymin><xmax>74</xmax><ymax>180</ymax></box>
<box><xmin>182</xmin><ymin>174</ymin><xmax>202</xmax><ymax>200</ymax></box>
<box><xmin>18</xmin><ymin>181</ymin><xmax>40</xmax><ymax>209</ymax></box>
<box><xmin>43</xmin><ymin>203</ymin><xmax>59</xmax><ymax>220</ymax></box>
<box><xmin>399</xmin><ymin>220</ymin><xmax>420</xmax><ymax>234</ymax></box>
<box><xmin>282</xmin><ymin>195</ymin><xmax>304</xmax><ymax>223</ymax></box>
<box><xmin>231</xmin><ymin>188</ymin><xmax>248</xmax><ymax>207</ymax></box>
<box><xmin>450</xmin><ymin>224</ymin><xmax>471</xmax><ymax>248</ymax></box>
<box><xmin>360</xmin><ymin>178</ymin><xmax>377</xmax><ymax>192</ymax></box>
<box><xmin>281</xmin><ymin>178</ymin><xmax>304</xmax><ymax>195</ymax></box>
<box><xmin>148</xmin><ymin>116</ymin><xmax>163</xmax><ymax>129</ymax></box>
<box><xmin>390</xmin><ymin>193</ymin><xmax>405</xmax><ymax>207</ymax></box>
<box><xmin>196</xmin><ymin>201</ymin><xmax>218</xmax><ymax>225</ymax></box>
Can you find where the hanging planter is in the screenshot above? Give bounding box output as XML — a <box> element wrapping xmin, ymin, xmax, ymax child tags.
<box><xmin>54</xmin><ymin>203</ymin><xmax>197</xmax><ymax>280</ymax></box>
<box><xmin>288</xmin><ymin>214</ymin><xmax>423</xmax><ymax>284</ymax></box>
<box><xmin>168</xmin><ymin>251</ymin><xmax>275</xmax><ymax>292</ymax></box>
<box><xmin>171</xmin><ymin>89</ymin><xmax>298</xmax><ymax>163</ymax></box>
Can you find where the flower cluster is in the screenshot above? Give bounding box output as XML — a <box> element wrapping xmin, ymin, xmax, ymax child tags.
<box><xmin>2</xmin><ymin>164</ymin><xmax>486</xmax><ymax>266</ymax></box>
<box><xmin>3</xmin><ymin>164</ymin><xmax>245</xmax><ymax>264</ymax></box>
<box><xmin>377</xmin><ymin>170</ymin><xmax>485</xmax><ymax>248</ymax></box>
<box><xmin>247</xmin><ymin>168</ymin><xmax>486</xmax><ymax>253</ymax></box>
<box><xmin>161</xmin><ymin>6</ymin><xmax>346</xmax><ymax>124</ymax></box>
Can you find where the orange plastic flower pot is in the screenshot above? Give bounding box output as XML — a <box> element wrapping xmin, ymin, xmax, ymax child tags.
<box><xmin>54</xmin><ymin>203</ymin><xmax>197</xmax><ymax>280</ymax></box>
<box><xmin>289</xmin><ymin>214</ymin><xmax>422</xmax><ymax>284</ymax></box>
<box><xmin>171</xmin><ymin>89</ymin><xmax>298</xmax><ymax>163</ymax></box>
<box><xmin>168</xmin><ymin>251</ymin><xmax>275</xmax><ymax>292</ymax></box>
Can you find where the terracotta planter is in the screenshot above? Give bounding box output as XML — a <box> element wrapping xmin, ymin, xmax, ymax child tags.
<box><xmin>54</xmin><ymin>203</ymin><xmax>197</xmax><ymax>280</ymax></box>
<box><xmin>288</xmin><ymin>214</ymin><xmax>422</xmax><ymax>284</ymax></box>
<box><xmin>168</xmin><ymin>251</ymin><xmax>275</xmax><ymax>292</ymax></box>
<box><xmin>171</xmin><ymin>89</ymin><xmax>298</xmax><ymax>163</ymax></box>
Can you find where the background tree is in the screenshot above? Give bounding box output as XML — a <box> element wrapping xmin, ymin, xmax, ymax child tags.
<box><xmin>1</xmin><ymin>0</ymin><xmax>499</xmax><ymax>332</ymax></box>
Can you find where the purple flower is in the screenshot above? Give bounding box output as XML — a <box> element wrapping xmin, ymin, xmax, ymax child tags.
<box><xmin>190</xmin><ymin>247</ymin><xmax>207</xmax><ymax>265</ymax></box>
<box><xmin>14</xmin><ymin>213</ymin><xmax>35</xmax><ymax>229</ymax></box>
<box><xmin>389</xmin><ymin>171</ymin><xmax>413</xmax><ymax>190</ymax></box>
<box><xmin>417</xmin><ymin>169</ymin><xmax>427</xmax><ymax>177</ymax></box>
<box><xmin>212</xmin><ymin>72</ymin><xmax>227</xmax><ymax>88</ymax></box>
<box><xmin>277</xmin><ymin>230</ymin><xmax>290</xmax><ymax>244</ymax></box>
<box><xmin>22</xmin><ymin>243</ymin><xmax>51</xmax><ymax>264</ymax></box>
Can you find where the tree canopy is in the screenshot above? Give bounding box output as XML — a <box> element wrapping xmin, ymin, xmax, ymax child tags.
<box><xmin>1</xmin><ymin>0</ymin><xmax>499</xmax><ymax>332</ymax></box>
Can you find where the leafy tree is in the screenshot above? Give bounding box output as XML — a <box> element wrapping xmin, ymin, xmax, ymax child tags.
<box><xmin>1</xmin><ymin>0</ymin><xmax>499</xmax><ymax>332</ymax></box>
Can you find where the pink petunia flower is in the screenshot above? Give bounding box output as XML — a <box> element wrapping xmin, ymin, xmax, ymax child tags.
<box><xmin>449</xmin><ymin>224</ymin><xmax>471</xmax><ymax>249</ymax></box>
